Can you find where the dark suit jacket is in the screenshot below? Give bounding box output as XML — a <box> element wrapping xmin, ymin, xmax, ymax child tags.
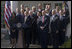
<box><xmin>37</xmin><ymin>16</ymin><xmax>41</xmax><ymax>29</ymax></box>
<box><xmin>32</xmin><ymin>12</ymin><xmax>37</xmax><ymax>21</ymax></box>
<box><xmin>37</xmin><ymin>15</ymin><xmax>50</xmax><ymax>32</ymax></box>
<box><xmin>63</xmin><ymin>14</ymin><xmax>70</xmax><ymax>25</ymax></box>
<box><xmin>32</xmin><ymin>12</ymin><xmax>38</xmax><ymax>31</ymax></box>
<box><xmin>23</xmin><ymin>15</ymin><xmax>32</xmax><ymax>29</ymax></box>
<box><xmin>50</xmin><ymin>15</ymin><xmax>60</xmax><ymax>33</ymax></box>
<box><xmin>15</xmin><ymin>14</ymin><xmax>24</xmax><ymax>24</ymax></box>
<box><xmin>59</xmin><ymin>15</ymin><xmax>70</xmax><ymax>30</ymax></box>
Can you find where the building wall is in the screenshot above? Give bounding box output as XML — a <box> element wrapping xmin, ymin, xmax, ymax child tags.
<box><xmin>66</xmin><ymin>1</ymin><xmax>71</xmax><ymax>38</ymax></box>
<box><xmin>18</xmin><ymin>1</ymin><xmax>63</xmax><ymax>10</ymax></box>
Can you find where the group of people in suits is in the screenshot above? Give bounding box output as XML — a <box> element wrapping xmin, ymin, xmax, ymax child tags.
<box><xmin>9</xmin><ymin>2</ymin><xmax>70</xmax><ymax>48</ymax></box>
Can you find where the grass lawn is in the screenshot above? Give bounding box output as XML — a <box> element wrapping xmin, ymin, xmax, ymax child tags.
<box><xmin>60</xmin><ymin>38</ymin><xmax>71</xmax><ymax>48</ymax></box>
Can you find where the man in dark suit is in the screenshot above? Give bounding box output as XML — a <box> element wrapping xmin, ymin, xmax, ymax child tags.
<box><xmin>50</xmin><ymin>9</ymin><xmax>60</xmax><ymax>48</ymax></box>
<box><xmin>62</xmin><ymin>8</ymin><xmax>70</xmax><ymax>41</ymax></box>
<box><xmin>15</xmin><ymin>8</ymin><xmax>21</xmax><ymax>43</ymax></box>
<box><xmin>23</xmin><ymin>11</ymin><xmax>32</xmax><ymax>48</ymax></box>
<box><xmin>28</xmin><ymin>10</ymin><xmax>34</xmax><ymax>44</ymax></box>
<box><xmin>45</xmin><ymin>8</ymin><xmax>52</xmax><ymax>46</ymax></box>
<box><xmin>45</xmin><ymin>6</ymin><xmax>52</xmax><ymax>46</ymax></box>
<box><xmin>20</xmin><ymin>8</ymin><xmax>27</xmax><ymax>48</ymax></box>
<box><xmin>59</xmin><ymin>9</ymin><xmax>68</xmax><ymax>46</ymax></box>
<box><xmin>31</xmin><ymin>6</ymin><xmax>38</xmax><ymax>44</ymax></box>
<box><xmin>58</xmin><ymin>8</ymin><xmax>70</xmax><ymax>46</ymax></box>
<box><xmin>37</xmin><ymin>10</ymin><xmax>50</xmax><ymax>48</ymax></box>
<box><xmin>36</xmin><ymin>11</ymin><xmax>41</xmax><ymax>45</ymax></box>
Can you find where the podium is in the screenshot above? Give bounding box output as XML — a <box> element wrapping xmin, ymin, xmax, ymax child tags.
<box><xmin>15</xmin><ymin>23</ymin><xmax>26</xmax><ymax>48</ymax></box>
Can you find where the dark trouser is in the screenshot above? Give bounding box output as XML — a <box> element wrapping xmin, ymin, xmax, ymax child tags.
<box><xmin>15</xmin><ymin>29</ymin><xmax>19</xmax><ymax>43</ymax></box>
<box><xmin>32</xmin><ymin>29</ymin><xmax>37</xmax><ymax>44</ymax></box>
<box><xmin>32</xmin><ymin>23</ymin><xmax>37</xmax><ymax>44</ymax></box>
<box><xmin>48</xmin><ymin>33</ymin><xmax>52</xmax><ymax>45</ymax></box>
<box><xmin>24</xmin><ymin>29</ymin><xmax>31</xmax><ymax>48</ymax></box>
<box><xmin>59</xmin><ymin>30</ymin><xmax>65</xmax><ymax>46</ymax></box>
<box><xmin>39</xmin><ymin>30</ymin><xmax>48</xmax><ymax>48</ymax></box>
<box><xmin>37</xmin><ymin>28</ymin><xmax>40</xmax><ymax>45</ymax></box>
<box><xmin>51</xmin><ymin>31</ymin><xmax>59</xmax><ymax>48</ymax></box>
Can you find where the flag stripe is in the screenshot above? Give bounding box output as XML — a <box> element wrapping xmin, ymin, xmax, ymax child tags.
<box><xmin>7</xmin><ymin>6</ymin><xmax>11</xmax><ymax>16</ymax></box>
<box><xmin>5</xmin><ymin>7</ymin><xmax>10</xmax><ymax>17</ymax></box>
<box><xmin>5</xmin><ymin>13</ymin><xmax>9</xmax><ymax>20</ymax></box>
<box><xmin>5</xmin><ymin>10</ymin><xmax>10</xmax><ymax>19</ymax></box>
<box><xmin>5</xmin><ymin>4</ymin><xmax>11</xmax><ymax>17</ymax></box>
<box><xmin>8</xmin><ymin>6</ymin><xmax>11</xmax><ymax>14</ymax></box>
<box><xmin>4</xmin><ymin>1</ymin><xmax>11</xmax><ymax>28</ymax></box>
<box><xmin>4</xmin><ymin>13</ymin><xmax>9</xmax><ymax>24</ymax></box>
<box><xmin>4</xmin><ymin>15</ymin><xmax>9</xmax><ymax>28</ymax></box>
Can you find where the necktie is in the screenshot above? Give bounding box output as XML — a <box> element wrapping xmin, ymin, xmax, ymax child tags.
<box><xmin>42</xmin><ymin>16</ymin><xmax>44</xmax><ymax>23</ymax></box>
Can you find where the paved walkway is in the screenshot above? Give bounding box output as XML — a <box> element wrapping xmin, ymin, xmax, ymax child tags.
<box><xmin>1</xmin><ymin>39</ymin><xmax>41</xmax><ymax>48</ymax></box>
<box><xmin>1</xmin><ymin>39</ymin><xmax>54</xmax><ymax>48</ymax></box>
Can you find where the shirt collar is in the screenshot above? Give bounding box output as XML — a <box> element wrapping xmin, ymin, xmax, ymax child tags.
<box><xmin>63</xmin><ymin>14</ymin><xmax>65</xmax><ymax>16</ymax></box>
<box><xmin>52</xmin><ymin>14</ymin><xmax>55</xmax><ymax>17</ymax></box>
<box><xmin>38</xmin><ymin>9</ymin><xmax>41</xmax><ymax>11</ymax></box>
<box><xmin>46</xmin><ymin>13</ymin><xmax>49</xmax><ymax>16</ymax></box>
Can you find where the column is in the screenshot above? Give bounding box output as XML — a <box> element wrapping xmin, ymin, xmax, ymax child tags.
<box><xmin>66</xmin><ymin>1</ymin><xmax>71</xmax><ymax>38</ymax></box>
<box><xmin>11</xmin><ymin>1</ymin><xmax>18</xmax><ymax>12</ymax></box>
<box><xmin>51</xmin><ymin>1</ymin><xmax>54</xmax><ymax>9</ymax></box>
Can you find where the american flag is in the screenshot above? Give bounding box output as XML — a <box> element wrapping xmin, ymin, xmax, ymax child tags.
<box><xmin>4</xmin><ymin>1</ymin><xmax>11</xmax><ymax>28</ymax></box>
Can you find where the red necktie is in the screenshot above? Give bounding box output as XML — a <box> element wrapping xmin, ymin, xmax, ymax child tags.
<box><xmin>42</xmin><ymin>16</ymin><xmax>44</xmax><ymax>23</ymax></box>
